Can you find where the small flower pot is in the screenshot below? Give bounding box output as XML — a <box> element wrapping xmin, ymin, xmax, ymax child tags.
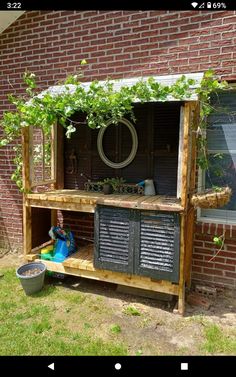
<box><xmin>16</xmin><ymin>262</ymin><xmax>47</xmax><ymax>295</ymax></box>
<box><xmin>103</xmin><ymin>183</ymin><xmax>113</xmax><ymax>195</ymax></box>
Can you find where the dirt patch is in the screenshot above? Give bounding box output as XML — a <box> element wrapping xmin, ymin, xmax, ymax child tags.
<box><xmin>0</xmin><ymin>251</ymin><xmax>24</xmax><ymax>269</ymax></box>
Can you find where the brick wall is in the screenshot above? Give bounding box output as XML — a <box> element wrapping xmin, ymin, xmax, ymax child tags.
<box><xmin>0</xmin><ymin>10</ymin><xmax>236</xmax><ymax>287</ymax></box>
<box><xmin>193</xmin><ymin>222</ymin><xmax>236</xmax><ymax>288</ymax></box>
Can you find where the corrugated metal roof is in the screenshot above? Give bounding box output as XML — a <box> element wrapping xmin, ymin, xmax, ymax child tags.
<box><xmin>37</xmin><ymin>72</ymin><xmax>204</xmax><ymax>102</ymax></box>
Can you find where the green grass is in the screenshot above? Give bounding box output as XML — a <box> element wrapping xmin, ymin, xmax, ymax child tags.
<box><xmin>0</xmin><ymin>269</ymin><xmax>127</xmax><ymax>356</ymax></box>
<box><xmin>110</xmin><ymin>324</ymin><xmax>121</xmax><ymax>334</ymax></box>
<box><xmin>123</xmin><ymin>306</ymin><xmax>141</xmax><ymax>316</ymax></box>
<box><xmin>201</xmin><ymin>324</ymin><xmax>236</xmax><ymax>354</ymax></box>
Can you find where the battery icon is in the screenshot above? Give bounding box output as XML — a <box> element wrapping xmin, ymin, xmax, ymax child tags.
<box><xmin>207</xmin><ymin>2</ymin><xmax>211</xmax><ymax>7</ymax></box>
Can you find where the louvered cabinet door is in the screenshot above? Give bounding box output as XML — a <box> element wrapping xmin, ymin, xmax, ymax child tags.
<box><xmin>94</xmin><ymin>206</ymin><xmax>134</xmax><ymax>273</ymax></box>
<box><xmin>135</xmin><ymin>211</ymin><xmax>180</xmax><ymax>283</ymax></box>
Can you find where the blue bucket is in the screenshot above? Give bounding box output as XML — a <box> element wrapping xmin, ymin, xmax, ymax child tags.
<box><xmin>52</xmin><ymin>239</ymin><xmax>69</xmax><ymax>262</ymax></box>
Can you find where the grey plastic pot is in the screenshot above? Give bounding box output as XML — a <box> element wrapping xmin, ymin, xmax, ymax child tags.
<box><xmin>16</xmin><ymin>262</ymin><xmax>47</xmax><ymax>295</ymax></box>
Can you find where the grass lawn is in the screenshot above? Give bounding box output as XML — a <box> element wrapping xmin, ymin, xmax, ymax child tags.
<box><xmin>0</xmin><ymin>269</ymin><xmax>127</xmax><ymax>356</ymax></box>
<box><xmin>1</xmin><ymin>267</ymin><xmax>236</xmax><ymax>356</ymax></box>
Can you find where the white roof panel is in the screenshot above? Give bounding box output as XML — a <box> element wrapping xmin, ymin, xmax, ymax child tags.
<box><xmin>37</xmin><ymin>72</ymin><xmax>204</xmax><ymax>102</ymax></box>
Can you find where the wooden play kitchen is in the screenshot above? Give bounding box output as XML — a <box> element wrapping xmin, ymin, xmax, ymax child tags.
<box><xmin>22</xmin><ymin>76</ymin><xmax>200</xmax><ymax>315</ymax></box>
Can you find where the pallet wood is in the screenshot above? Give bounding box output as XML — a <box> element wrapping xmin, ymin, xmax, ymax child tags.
<box><xmin>51</xmin><ymin>123</ymin><xmax>57</xmax><ymax>182</ymax></box>
<box><xmin>56</xmin><ymin>123</ymin><xmax>64</xmax><ymax>189</ymax></box>
<box><xmin>63</xmin><ymin>244</ymin><xmax>95</xmax><ymax>271</ymax></box>
<box><xmin>177</xmin><ymin>106</ymin><xmax>184</xmax><ymax>198</ymax></box>
<box><xmin>22</xmin><ymin>98</ymin><xmax>199</xmax><ymax>315</ymax></box>
<box><xmin>185</xmin><ymin>102</ymin><xmax>198</xmax><ymax>286</ymax></box>
<box><xmin>25</xmin><ymin>190</ymin><xmax>184</xmax><ymax>212</ymax></box>
<box><xmin>34</xmin><ymin>258</ymin><xmax>179</xmax><ymax>295</ymax></box>
<box><xmin>177</xmin><ymin>213</ymin><xmax>186</xmax><ymax>315</ymax></box>
<box><xmin>26</xmin><ymin>242</ymin><xmax>179</xmax><ymax>295</ymax></box>
<box><xmin>181</xmin><ymin>102</ymin><xmax>191</xmax><ymax>209</ymax></box>
<box><xmin>177</xmin><ymin>102</ymin><xmax>196</xmax><ymax>314</ymax></box>
<box><xmin>22</xmin><ymin>127</ymin><xmax>32</xmax><ymax>257</ymax></box>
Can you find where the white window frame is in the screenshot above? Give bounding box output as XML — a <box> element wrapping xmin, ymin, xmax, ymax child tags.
<box><xmin>197</xmin><ymin>119</ymin><xmax>236</xmax><ymax>224</ymax></box>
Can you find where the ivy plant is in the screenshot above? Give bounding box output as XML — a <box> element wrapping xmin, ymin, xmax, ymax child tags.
<box><xmin>0</xmin><ymin>65</ymin><xmax>229</xmax><ymax>191</ymax></box>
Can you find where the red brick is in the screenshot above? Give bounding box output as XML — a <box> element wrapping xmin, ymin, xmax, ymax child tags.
<box><xmin>223</xmin><ymin>16</ymin><xmax>236</xmax><ymax>24</ymax></box>
<box><xmin>216</xmin><ymin>251</ymin><xmax>236</xmax><ymax>259</ymax></box>
<box><xmin>225</xmin><ymin>239</ymin><xmax>236</xmax><ymax>245</ymax></box>
<box><xmin>203</xmin><ymin>268</ymin><xmax>223</xmax><ymax>276</ymax></box>
<box><xmin>226</xmin><ymin>245</ymin><xmax>236</xmax><ymax>252</ymax></box>
<box><xmin>187</xmin><ymin>292</ymin><xmax>212</xmax><ymax>309</ymax></box>
<box><xmin>214</xmin><ymin>263</ymin><xmax>235</xmax><ymax>271</ymax></box>
<box><xmin>226</xmin><ymin>259</ymin><xmax>236</xmax><ymax>265</ymax></box>
<box><xmin>194</xmin><ymin>241</ymin><xmax>203</xmax><ymax>247</ymax></box>
<box><xmin>192</xmin><ymin>266</ymin><xmax>202</xmax><ymax>273</ymax></box>
<box><xmin>192</xmin><ymin>273</ymin><xmax>213</xmax><ymax>282</ymax></box>
<box><xmin>225</xmin><ymin>271</ymin><xmax>236</xmax><ymax>279</ymax></box>
<box><xmin>213</xmin><ymin>276</ymin><xmax>234</xmax><ymax>286</ymax></box>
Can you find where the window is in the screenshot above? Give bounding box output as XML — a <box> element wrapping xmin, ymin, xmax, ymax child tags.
<box><xmin>199</xmin><ymin>91</ymin><xmax>236</xmax><ymax>223</ymax></box>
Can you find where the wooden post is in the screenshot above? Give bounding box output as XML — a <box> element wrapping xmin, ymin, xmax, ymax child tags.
<box><xmin>180</xmin><ymin>102</ymin><xmax>191</xmax><ymax>209</ymax></box>
<box><xmin>22</xmin><ymin>127</ymin><xmax>32</xmax><ymax>258</ymax></box>
<box><xmin>55</xmin><ymin>123</ymin><xmax>64</xmax><ymax>190</ymax></box>
<box><xmin>177</xmin><ymin>102</ymin><xmax>195</xmax><ymax>314</ymax></box>
<box><xmin>185</xmin><ymin>102</ymin><xmax>199</xmax><ymax>287</ymax></box>
<box><xmin>51</xmin><ymin>123</ymin><xmax>57</xmax><ymax>182</ymax></box>
<box><xmin>177</xmin><ymin>213</ymin><xmax>186</xmax><ymax>315</ymax></box>
<box><xmin>50</xmin><ymin>123</ymin><xmax>64</xmax><ymax>228</ymax></box>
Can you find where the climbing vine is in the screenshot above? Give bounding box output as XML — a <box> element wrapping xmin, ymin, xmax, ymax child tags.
<box><xmin>0</xmin><ymin>65</ymin><xmax>229</xmax><ymax>192</ymax></box>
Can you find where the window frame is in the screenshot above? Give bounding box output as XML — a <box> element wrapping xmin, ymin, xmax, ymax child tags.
<box><xmin>197</xmin><ymin>89</ymin><xmax>236</xmax><ymax>224</ymax></box>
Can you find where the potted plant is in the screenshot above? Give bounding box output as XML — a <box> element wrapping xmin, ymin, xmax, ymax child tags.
<box><xmin>190</xmin><ymin>186</ymin><xmax>232</xmax><ymax>208</ymax></box>
<box><xmin>99</xmin><ymin>177</ymin><xmax>126</xmax><ymax>194</ymax></box>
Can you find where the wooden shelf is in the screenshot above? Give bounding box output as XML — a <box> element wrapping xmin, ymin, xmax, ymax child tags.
<box><xmin>63</xmin><ymin>244</ymin><xmax>94</xmax><ymax>271</ymax></box>
<box><xmin>25</xmin><ymin>241</ymin><xmax>179</xmax><ymax>296</ymax></box>
<box><xmin>25</xmin><ymin>189</ymin><xmax>184</xmax><ymax>212</ymax></box>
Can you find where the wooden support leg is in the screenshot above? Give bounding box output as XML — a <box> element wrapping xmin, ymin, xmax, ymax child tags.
<box><xmin>177</xmin><ymin>284</ymin><xmax>185</xmax><ymax>315</ymax></box>
<box><xmin>23</xmin><ymin>204</ymin><xmax>32</xmax><ymax>260</ymax></box>
<box><xmin>51</xmin><ymin>209</ymin><xmax>57</xmax><ymax>227</ymax></box>
<box><xmin>175</xmin><ymin>214</ymin><xmax>186</xmax><ymax>315</ymax></box>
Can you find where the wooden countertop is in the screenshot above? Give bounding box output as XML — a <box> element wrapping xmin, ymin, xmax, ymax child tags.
<box><xmin>25</xmin><ymin>189</ymin><xmax>184</xmax><ymax>212</ymax></box>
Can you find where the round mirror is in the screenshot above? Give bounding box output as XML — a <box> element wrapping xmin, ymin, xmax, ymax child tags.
<box><xmin>97</xmin><ymin>118</ymin><xmax>138</xmax><ymax>169</ymax></box>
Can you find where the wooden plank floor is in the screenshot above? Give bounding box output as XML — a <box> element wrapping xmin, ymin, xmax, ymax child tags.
<box><xmin>62</xmin><ymin>244</ymin><xmax>95</xmax><ymax>271</ymax></box>
<box><xmin>25</xmin><ymin>243</ymin><xmax>179</xmax><ymax>296</ymax></box>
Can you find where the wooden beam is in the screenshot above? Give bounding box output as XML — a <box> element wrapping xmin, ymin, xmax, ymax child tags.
<box><xmin>51</xmin><ymin>123</ymin><xmax>57</xmax><ymax>181</ymax></box>
<box><xmin>177</xmin><ymin>106</ymin><xmax>184</xmax><ymax>198</ymax></box>
<box><xmin>55</xmin><ymin>123</ymin><xmax>64</xmax><ymax>189</ymax></box>
<box><xmin>26</xmin><ymin>198</ymin><xmax>96</xmax><ymax>213</ymax></box>
<box><xmin>177</xmin><ymin>213</ymin><xmax>186</xmax><ymax>315</ymax></box>
<box><xmin>185</xmin><ymin>207</ymin><xmax>195</xmax><ymax>287</ymax></box>
<box><xmin>22</xmin><ymin>127</ymin><xmax>32</xmax><ymax>257</ymax></box>
<box><xmin>42</xmin><ymin>130</ymin><xmax>45</xmax><ymax>181</ymax></box>
<box><xmin>177</xmin><ymin>101</ymin><xmax>198</xmax><ymax>313</ymax></box>
<box><xmin>185</xmin><ymin>102</ymin><xmax>199</xmax><ymax>286</ymax></box>
<box><xmin>180</xmin><ymin>102</ymin><xmax>191</xmax><ymax>208</ymax></box>
<box><xmin>33</xmin><ymin>257</ymin><xmax>179</xmax><ymax>296</ymax></box>
<box><xmin>28</xmin><ymin>125</ymin><xmax>34</xmax><ymax>185</ymax></box>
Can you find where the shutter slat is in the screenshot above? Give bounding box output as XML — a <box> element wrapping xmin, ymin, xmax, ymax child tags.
<box><xmin>94</xmin><ymin>206</ymin><xmax>131</xmax><ymax>273</ymax></box>
<box><xmin>136</xmin><ymin>212</ymin><xmax>179</xmax><ymax>281</ymax></box>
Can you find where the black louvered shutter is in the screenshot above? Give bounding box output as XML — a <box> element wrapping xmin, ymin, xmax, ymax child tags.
<box><xmin>94</xmin><ymin>206</ymin><xmax>134</xmax><ymax>273</ymax></box>
<box><xmin>135</xmin><ymin>211</ymin><xmax>180</xmax><ymax>282</ymax></box>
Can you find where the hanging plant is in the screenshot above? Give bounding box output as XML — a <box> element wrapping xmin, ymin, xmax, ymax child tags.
<box><xmin>190</xmin><ymin>186</ymin><xmax>232</xmax><ymax>209</ymax></box>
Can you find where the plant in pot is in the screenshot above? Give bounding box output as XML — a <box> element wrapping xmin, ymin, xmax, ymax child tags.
<box><xmin>99</xmin><ymin>177</ymin><xmax>126</xmax><ymax>194</ymax></box>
